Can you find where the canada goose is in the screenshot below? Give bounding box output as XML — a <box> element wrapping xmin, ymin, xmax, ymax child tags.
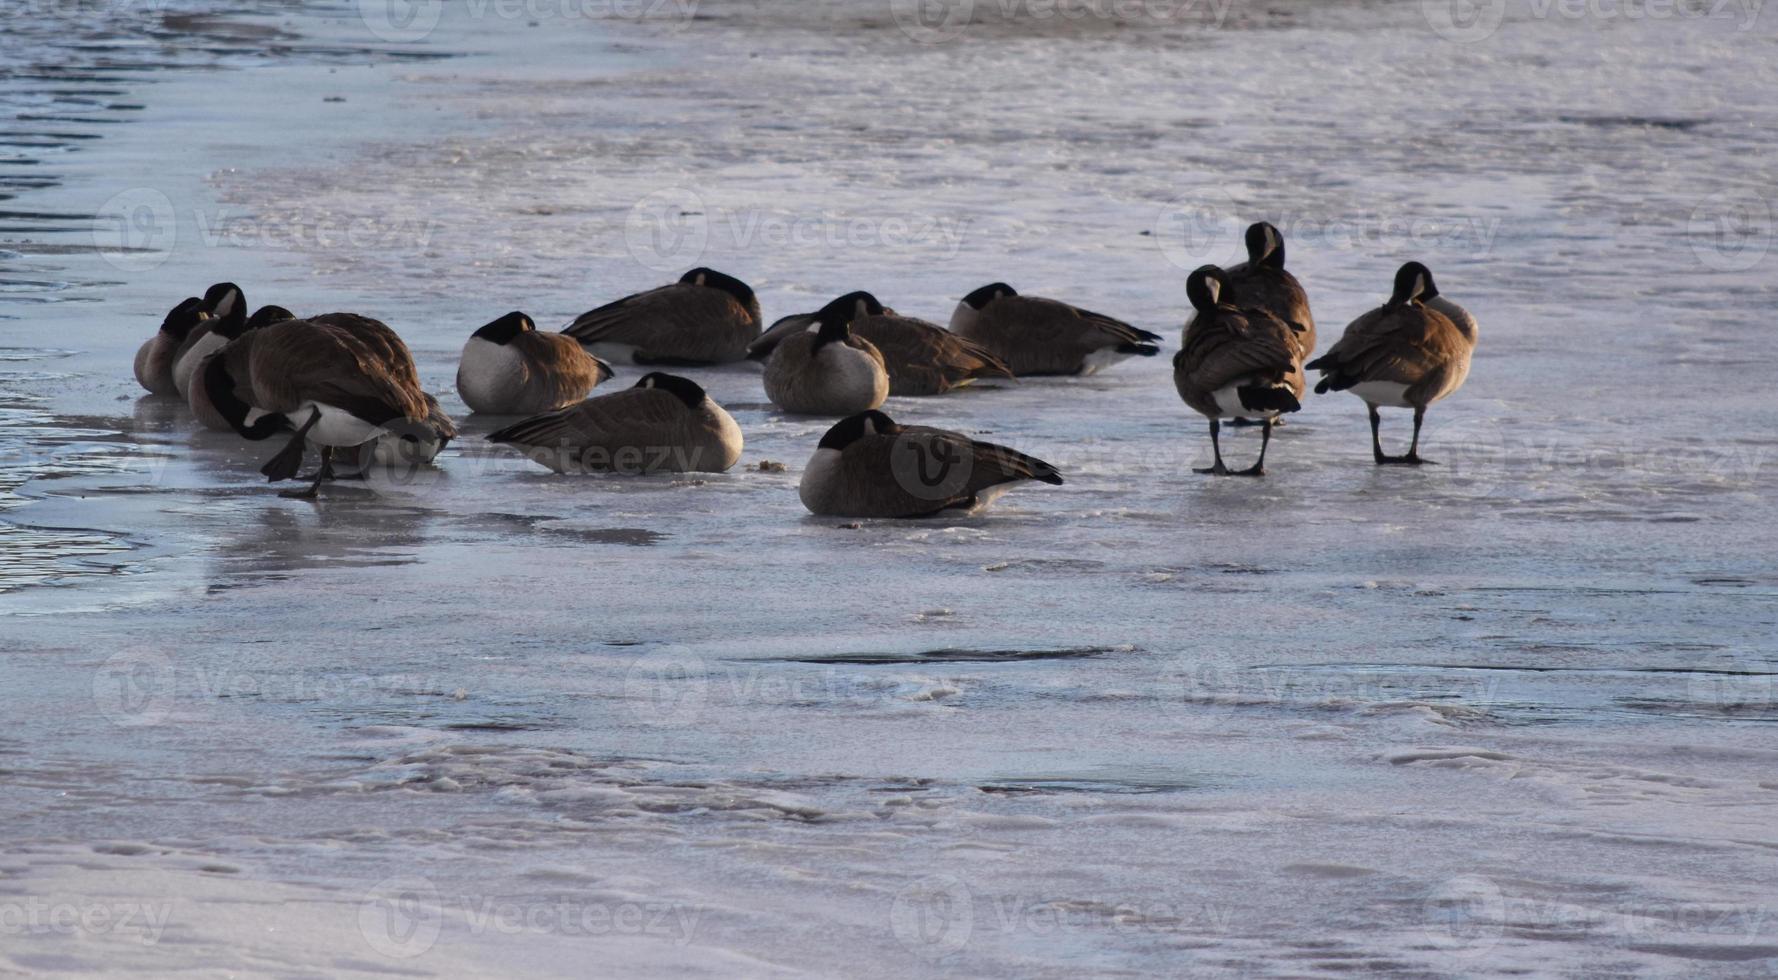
<box><xmin>746</xmin><ymin>290</ymin><xmax>892</xmax><ymax>362</ymax></box>
<box><xmin>134</xmin><ymin>296</ymin><xmax>207</xmax><ymax>395</ymax></box>
<box><xmin>1222</xmin><ymin>222</ymin><xmax>1315</xmax><ymax>360</ymax></box>
<box><xmin>457</xmin><ymin>311</ymin><xmax>614</xmax><ymax>415</ymax></box>
<box><xmin>1173</xmin><ymin>265</ymin><xmax>1305</xmax><ymax>476</ymax></box>
<box><xmin>486</xmin><ymin>372</ymin><xmax>742</xmax><ymax>475</ymax></box>
<box><xmin>949</xmin><ymin>283</ymin><xmax>1161</xmax><ymax>376</ymax></box>
<box><xmin>171</xmin><ymin>283</ymin><xmax>249</xmax><ymax>399</ymax></box>
<box><xmin>562</xmin><ymin>268</ymin><xmax>760</xmax><ymax>365</ymax></box>
<box><xmin>1304</xmin><ymin>261</ymin><xmax>1476</xmax><ymax>465</ymax></box>
<box><xmin>199</xmin><ymin>314</ymin><xmax>436</xmax><ymax>497</ymax></box>
<box><xmin>852</xmin><ymin>312</ymin><xmax>1014</xmax><ymax>396</ymax></box>
<box><xmin>762</xmin><ymin>299</ymin><xmax>890</xmax><ymax>415</ymax></box>
<box><xmin>799</xmin><ymin>410</ymin><xmax>1062</xmax><ymax>518</ymax></box>
<box><xmin>189</xmin><ymin>309</ymin><xmax>457</xmax><ymax>466</ymax></box>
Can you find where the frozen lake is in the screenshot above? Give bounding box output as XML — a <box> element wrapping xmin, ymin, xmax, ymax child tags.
<box><xmin>1</xmin><ymin>0</ymin><xmax>1775</xmax><ymax>975</ymax></box>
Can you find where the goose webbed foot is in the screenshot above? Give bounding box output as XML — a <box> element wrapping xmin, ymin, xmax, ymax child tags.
<box><xmin>279</xmin><ymin>447</ymin><xmax>335</xmax><ymax>498</ymax></box>
<box><xmin>1236</xmin><ymin>463</ymin><xmax>1266</xmax><ymax>477</ymax></box>
<box><xmin>1375</xmin><ymin>453</ymin><xmax>1434</xmax><ymax>466</ymax></box>
<box><xmin>1194</xmin><ymin>462</ymin><xmax>1232</xmax><ymax>475</ymax></box>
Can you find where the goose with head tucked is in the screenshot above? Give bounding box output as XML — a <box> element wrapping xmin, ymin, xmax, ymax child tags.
<box><xmin>950</xmin><ymin>282</ymin><xmax>1160</xmax><ymax>376</ymax></box>
<box><xmin>1173</xmin><ymin>265</ymin><xmax>1305</xmax><ymax>476</ymax></box>
<box><xmin>562</xmin><ymin>268</ymin><xmax>760</xmax><ymax>365</ymax></box>
<box><xmin>1221</xmin><ymin>222</ymin><xmax>1315</xmax><ymax>360</ymax></box>
<box><xmin>171</xmin><ymin>282</ymin><xmax>250</xmax><ymax>399</ymax></box>
<box><xmin>134</xmin><ymin>296</ymin><xmax>208</xmax><ymax>395</ymax></box>
<box><xmin>198</xmin><ymin>312</ymin><xmax>437</xmax><ymax>497</ymax></box>
<box><xmin>762</xmin><ymin>296</ymin><xmax>890</xmax><ymax>415</ymax></box>
<box><xmin>850</xmin><ymin>310</ymin><xmax>1014</xmax><ymax>396</ymax></box>
<box><xmin>746</xmin><ymin>290</ymin><xmax>893</xmax><ymax>363</ymax></box>
<box><xmin>1305</xmin><ymin>261</ymin><xmax>1476</xmax><ymax>465</ymax></box>
<box><xmin>799</xmin><ymin>409</ymin><xmax>1062</xmax><ymax>518</ymax></box>
<box><xmin>486</xmin><ymin>372</ymin><xmax>742</xmax><ymax>475</ymax></box>
<box><xmin>457</xmin><ymin>311</ymin><xmax>613</xmax><ymax>415</ymax></box>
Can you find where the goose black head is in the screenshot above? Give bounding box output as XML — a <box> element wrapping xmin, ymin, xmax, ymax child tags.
<box><xmin>201</xmin><ymin>282</ymin><xmax>247</xmax><ymax>334</ymax></box>
<box><xmin>159</xmin><ymin>296</ymin><xmax>207</xmax><ymax>342</ymax></box>
<box><xmin>635</xmin><ymin>371</ymin><xmax>707</xmax><ymax>408</ymax></box>
<box><xmin>1388</xmin><ymin>261</ymin><xmax>1437</xmax><ymax>308</ymax></box>
<box><xmin>811</xmin><ymin>300</ymin><xmax>856</xmax><ymax>350</ymax></box>
<box><xmin>682</xmin><ymin>268</ymin><xmax>757</xmax><ymax>318</ymax></box>
<box><xmin>818</xmin><ymin>409</ymin><xmax>896</xmax><ymax>451</ymax></box>
<box><xmin>246</xmin><ymin>305</ymin><xmax>296</xmax><ymax>331</ymax></box>
<box><xmin>201</xmin><ymin>350</ymin><xmax>288</xmax><ymax>441</ymax></box>
<box><xmin>472</xmin><ymin>311</ymin><xmax>535</xmax><ymax>345</ymax></box>
<box><xmin>1186</xmin><ymin>265</ymin><xmax>1232</xmax><ymax>313</ymax></box>
<box><xmin>830</xmin><ymin>290</ymin><xmax>886</xmax><ymax>320</ymax></box>
<box><xmin>960</xmin><ymin>283</ymin><xmax>1015</xmax><ymax>310</ymax></box>
<box><xmin>1244</xmin><ymin>222</ymin><xmax>1285</xmax><ymax>270</ymax></box>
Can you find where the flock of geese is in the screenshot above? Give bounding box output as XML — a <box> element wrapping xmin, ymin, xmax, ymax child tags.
<box><xmin>131</xmin><ymin>222</ymin><xmax>1479</xmax><ymax>517</ymax></box>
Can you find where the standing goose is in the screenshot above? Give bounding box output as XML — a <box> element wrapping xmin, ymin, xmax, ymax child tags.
<box><xmin>799</xmin><ymin>410</ymin><xmax>1063</xmax><ymax>518</ymax></box>
<box><xmin>192</xmin><ymin>309</ymin><xmax>457</xmax><ymax>467</ymax></box>
<box><xmin>747</xmin><ymin>290</ymin><xmax>892</xmax><ymax>362</ymax></box>
<box><xmin>486</xmin><ymin>373</ymin><xmax>742</xmax><ymax>475</ymax></box>
<box><xmin>171</xmin><ymin>282</ymin><xmax>249</xmax><ymax>399</ymax></box>
<box><xmin>199</xmin><ymin>314</ymin><xmax>435</xmax><ymax>497</ymax></box>
<box><xmin>1173</xmin><ymin>265</ymin><xmax>1305</xmax><ymax>476</ymax></box>
<box><xmin>1305</xmin><ymin>261</ymin><xmax>1476</xmax><ymax>465</ymax></box>
<box><xmin>457</xmin><ymin>311</ymin><xmax>614</xmax><ymax>415</ymax></box>
<box><xmin>562</xmin><ymin>268</ymin><xmax>760</xmax><ymax>365</ymax></box>
<box><xmin>1222</xmin><ymin>222</ymin><xmax>1315</xmax><ymax>360</ymax></box>
<box><xmin>134</xmin><ymin>296</ymin><xmax>208</xmax><ymax>395</ymax></box>
<box><xmin>949</xmin><ymin>283</ymin><xmax>1161</xmax><ymax>376</ymax></box>
<box><xmin>762</xmin><ymin>298</ymin><xmax>890</xmax><ymax>415</ymax></box>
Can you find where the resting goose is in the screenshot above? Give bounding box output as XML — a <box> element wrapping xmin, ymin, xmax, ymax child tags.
<box><xmin>1173</xmin><ymin>265</ymin><xmax>1305</xmax><ymax>476</ymax></box>
<box><xmin>171</xmin><ymin>283</ymin><xmax>249</xmax><ymax>399</ymax></box>
<box><xmin>1222</xmin><ymin>222</ymin><xmax>1315</xmax><ymax>360</ymax></box>
<box><xmin>747</xmin><ymin>291</ymin><xmax>892</xmax><ymax>362</ymax></box>
<box><xmin>1305</xmin><ymin>261</ymin><xmax>1476</xmax><ymax>465</ymax></box>
<box><xmin>199</xmin><ymin>314</ymin><xmax>437</xmax><ymax>497</ymax></box>
<box><xmin>762</xmin><ymin>298</ymin><xmax>890</xmax><ymax>415</ymax></box>
<box><xmin>950</xmin><ymin>283</ymin><xmax>1160</xmax><ymax>376</ymax></box>
<box><xmin>798</xmin><ymin>409</ymin><xmax>1062</xmax><ymax>518</ymax></box>
<box><xmin>134</xmin><ymin>296</ymin><xmax>208</xmax><ymax>395</ymax></box>
<box><xmin>562</xmin><ymin>268</ymin><xmax>760</xmax><ymax>365</ymax></box>
<box><xmin>851</xmin><ymin>312</ymin><xmax>1013</xmax><ymax>396</ymax></box>
<box><xmin>457</xmin><ymin>311</ymin><xmax>613</xmax><ymax>415</ymax></box>
<box><xmin>486</xmin><ymin>372</ymin><xmax>742</xmax><ymax>475</ymax></box>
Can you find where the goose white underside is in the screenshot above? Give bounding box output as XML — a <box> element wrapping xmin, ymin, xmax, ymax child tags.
<box><xmin>818</xmin><ymin>345</ymin><xmax>887</xmax><ymax>406</ymax></box>
<box><xmin>1348</xmin><ymin>381</ymin><xmax>1413</xmax><ymax>408</ymax></box>
<box><xmin>295</xmin><ymin>402</ymin><xmax>386</xmax><ymax>447</ymax></box>
<box><xmin>1211</xmin><ymin>384</ymin><xmax>1284</xmax><ymax>420</ymax></box>
<box><xmin>1079</xmin><ymin>347</ymin><xmax>1136</xmax><ymax>376</ymax></box>
<box><xmin>797</xmin><ymin>447</ymin><xmax>844</xmax><ymax>513</ymax></box>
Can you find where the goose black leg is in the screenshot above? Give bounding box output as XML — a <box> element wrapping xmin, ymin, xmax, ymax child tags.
<box><xmin>1194</xmin><ymin>419</ymin><xmax>1231</xmax><ymax>475</ymax></box>
<box><xmin>1375</xmin><ymin>404</ymin><xmax>1434</xmax><ymax>465</ymax></box>
<box><xmin>281</xmin><ymin>446</ymin><xmax>334</xmax><ymax>499</ymax></box>
<box><xmin>1238</xmin><ymin>418</ymin><xmax>1273</xmax><ymax>477</ymax></box>
<box><xmin>261</xmin><ymin>409</ymin><xmax>319</xmax><ymax>482</ymax></box>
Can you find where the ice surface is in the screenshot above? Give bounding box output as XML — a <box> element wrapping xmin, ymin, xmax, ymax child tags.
<box><xmin>1</xmin><ymin>0</ymin><xmax>1776</xmax><ymax>976</ymax></box>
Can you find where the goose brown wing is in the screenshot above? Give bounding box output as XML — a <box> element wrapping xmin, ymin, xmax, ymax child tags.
<box><xmin>1307</xmin><ymin>305</ymin><xmax>1461</xmax><ymax>391</ymax></box>
<box><xmin>487</xmin><ymin>387</ymin><xmax>686</xmax><ymax>451</ymax></box>
<box><xmin>249</xmin><ymin>319</ymin><xmax>428</xmax><ymax>425</ymax></box>
<box><xmin>510</xmin><ymin>329</ymin><xmax>606</xmax><ymax>408</ymax></box>
<box><xmin>854</xmin><ymin>315</ymin><xmax>1014</xmax><ymax>395</ymax></box>
<box><xmin>563</xmin><ymin>285</ymin><xmax>755</xmax><ymax>362</ymax></box>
